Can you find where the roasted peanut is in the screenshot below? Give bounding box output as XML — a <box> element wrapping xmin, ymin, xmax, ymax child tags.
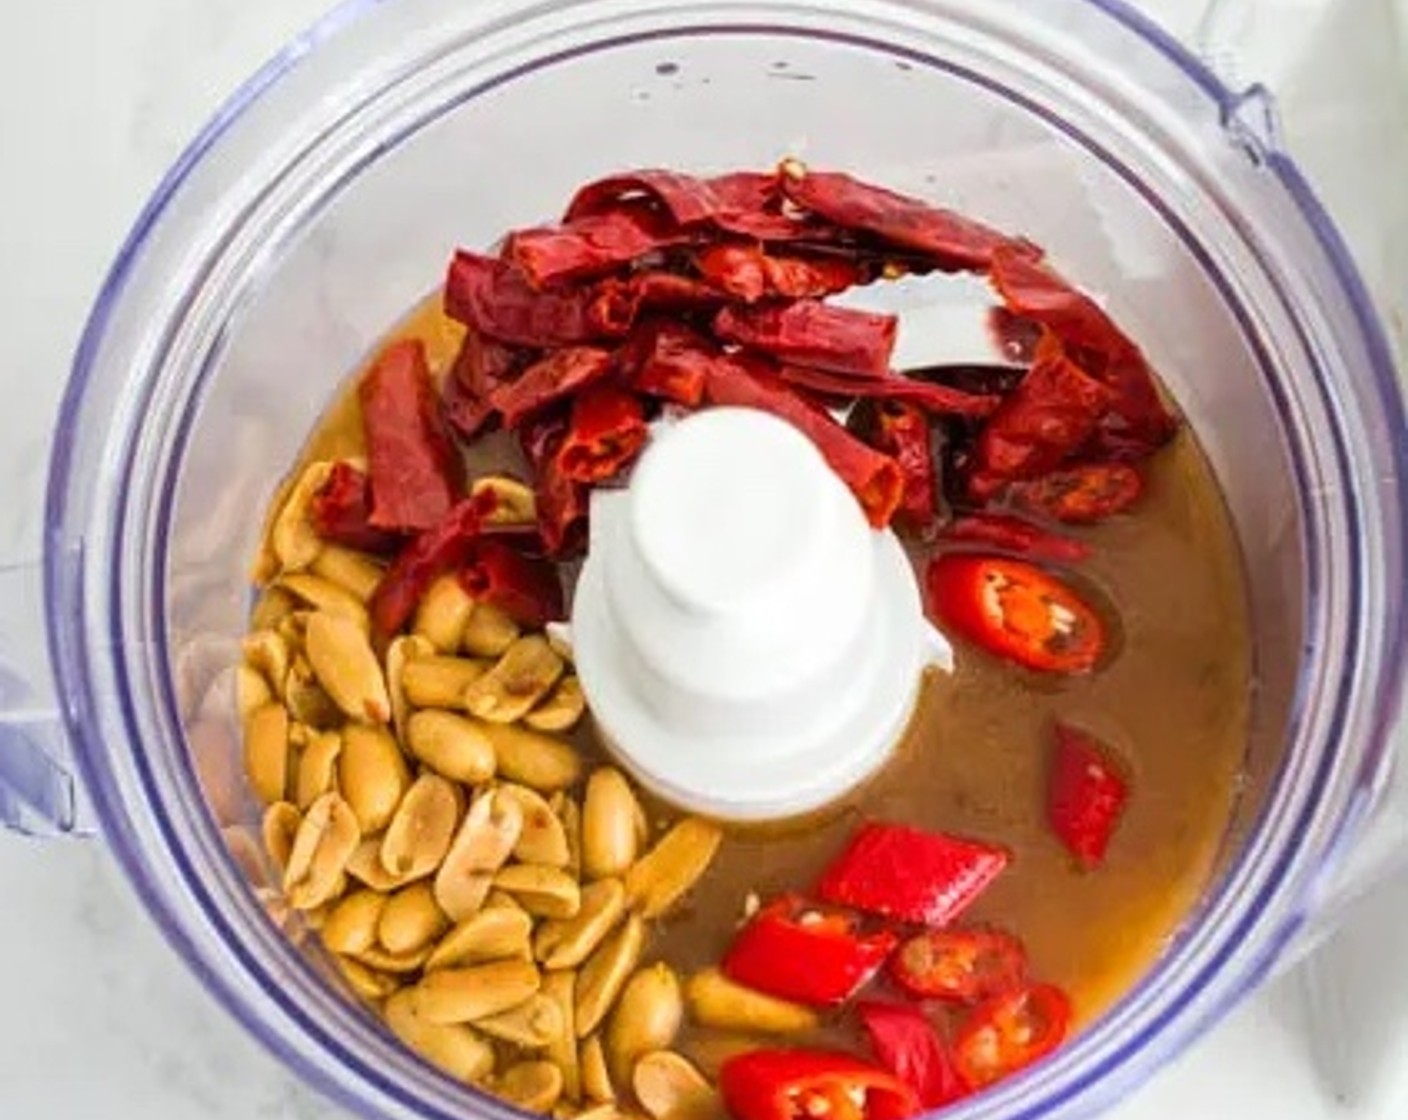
<box><xmin>381</xmin><ymin>773</ymin><xmax>461</xmax><ymax>881</ymax></box>
<box><xmin>236</xmin><ymin>663</ymin><xmax>273</xmax><ymax>721</ymax></box>
<box><xmin>493</xmin><ymin>864</ymin><xmax>582</xmax><ymax>920</ymax></box>
<box><xmin>285</xmin><ymin>657</ymin><xmax>342</xmax><ymax>729</ymax></box>
<box><xmin>243</xmin><ymin>630</ymin><xmax>292</xmax><ymax>702</ymax></box>
<box><xmin>496</xmin><ymin>1060</ymin><xmax>565</xmax><ymax>1114</ymax></box>
<box><xmin>426</xmin><ymin>907</ymin><xmax>535</xmax><ymax>971</ymax></box>
<box><xmin>322</xmin><ymin>888</ymin><xmax>388</xmax><ymax>956</ymax></box>
<box><xmin>281</xmin><ymin>572</ymin><xmax>370</xmax><ymax>632</ymax></box>
<box><xmin>576</xmin><ymin>913</ymin><xmax>646</xmax><ymax>1038</ymax></box>
<box><xmin>296</xmin><ymin>729</ymin><xmax>343</xmax><ymax>810</ymax></box>
<box><xmin>401</xmin><ymin>655</ymin><xmax>490</xmax><ymax>709</ymax></box>
<box><xmin>435</xmin><ymin>789</ymin><xmax>524</xmax><ymax>920</ymax></box>
<box><xmin>471</xmin><ymin>475</ymin><xmax>537</xmax><ymax>527</ymax></box>
<box><xmin>261</xmin><ymin>801</ymin><xmax>302</xmax><ymax>873</ymax></box>
<box><xmin>542</xmin><ymin>970</ymin><xmax>580</xmax><ymax>1101</ymax></box>
<box><xmin>270</xmin><ymin>461</ymin><xmax>334</xmax><ymax>573</ymax></box>
<box><xmin>414</xmin><ymin>959</ymin><xmax>542</xmax><ymax>1024</ymax></box>
<box><xmin>284</xmin><ymin>793</ymin><xmax>361</xmax><ymax>911</ymax></box>
<box><xmin>461</xmin><ymin>601</ymin><xmax>521</xmax><ymax>659</ymax></box>
<box><xmin>379</xmin><ymin>881</ymin><xmax>450</xmax><ymax>956</ymax></box>
<box><xmin>464</xmin><ymin>635</ymin><xmax>564</xmax><ymax>723</ymax></box>
<box><xmin>356</xmin><ymin>943</ymin><xmax>433</xmax><ymax>974</ymax></box>
<box><xmin>406</xmin><ymin>710</ymin><xmax>496</xmax><ymax>784</ymax></box>
<box><xmin>484</xmin><ymin>724</ymin><xmax>584</xmax><ymax>792</ymax></box>
<box><xmin>624</xmin><ymin>819</ymin><xmax>721</xmax><ymax>919</ymax></box>
<box><xmin>581</xmin><ymin>1033</ymin><xmax>615</xmax><ymax>1103</ymax></box>
<box><xmin>632</xmin><ymin>1051</ymin><xmax>715</xmax><ymax>1120</ymax></box>
<box><xmin>484</xmin><ymin>889</ymin><xmax>525</xmax><ymax>912</ymax></box>
<box><xmin>606</xmin><ymin>965</ymin><xmax>684</xmax><ymax>1089</ymax></box>
<box><xmin>534</xmin><ymin>879</ymin><xmax>627</xmax><ymax>971</ymax></box>
<box><xmin>311</xmin><ymin>545</ymin><xmax>385</xmax><ymax>602</ymax></box>
<box><xmin>525</xmin><ymin>675</ymin><xmax>586</xmax><ymax>733</ymax></box>
<box><xmin>583</xmin><ymin>769</ymin><xmax>646</xmax><ymax>880</ymax></box>
<box><xmin>347</xmin><ymin>837</ymin><xmax>417</xmax><ymax>892</ymax></box>
<box><xmin>476</xmin><ymin>992</ymin><xmax>565</xmax><ymax>1048</ymax></box>
<box><xmin>250</xmin><ymin>587</ymin><xmax>298</xmax><ymax>632</ymax></box>
<box><xmin>557</xmin><ymin>793</ymin><xmax>584</xmax><ymax>879</ymax></box>
<box><xmin>414</xmin><ymin>575</ymin><xmax>476</xmax><ymax>654</ymax></box>
<box><xmin>387</xmin><ymin>634</ymin><xmax>434</xmax><ymax>743</ymax></box>
<box><xmin>339</xmin><ymin>724</ymin><xmax>412</xmax><ymax>835</ymax></box>
<box><xmin>502</xmin><ymin>784</ymin><xmax>572</xmax><ymax>868</ymax></box>
<box><xmin>336</xmin><ymin>955</ymin><xmax>401</xmax><ymax>1002</ymax></box>
<box><xmin>684</xmin><ymin>969</ymin><xmax>818</xmax><ymax>1035</ymax></box>
<box><xmin>385</xmin><ymin>989</ymin><xmax>496</xmax><ymax>1083</ymax></box>
<box><xmin>244</xmin><ymin>703</ymin><xmax>291</xmax><ymax>805</ymax></box>
<box><xmin>306</xmin><ymin>610</ymin><xmax>391</xmax><ymax>723</ymax></box>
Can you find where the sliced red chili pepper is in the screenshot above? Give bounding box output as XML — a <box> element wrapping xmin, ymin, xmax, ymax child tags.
<box><xmin>1006</xmin><ymin>463</ymin><xmax>1142</xmax><ymax>524</ymax></box>
<box><xmin>850</xmin><ymin>401</ymin><xmax>938</xmax><ymax>528</ymax></box>
<box><xmin>856</xmin><ymin>1002</ymin><xmax>969</xmax><ymax>1110</ymax></box>
<box><xmin>952</xmin><ymin>983</ymin><xmax>1072</xmax><ymax>1090</ymax></box>
<box><xmin>889</xmin><ymin>927</ymin><xmax>1028</xmax><ymax>1005</ymax></box>
<box><xmin>714</xmin><ymin>300</ymin><xmax>897</xmax><ymax>379</ymax></box>
<box><xmin>504</xmin><ymin>202</ymin><xmax>688</xmax><ymax>287</ymax></box>
<box><xmin>778</xmin><ymin>366</ymin><xmax>999</xmax><ymax>419</ymax></box>
<box><xmin>720</xmin><ymin>1049</ymin><xmax>920</xmax><ymax>1120</ymax></box>
<box><xmin>722</xmin><ymin>895</ymin><xmax>897</xmax><ymax>1008</ymax></box>
<box><xmin>706</xmin><ymin>171</ymin><xmax>830</xmax><ymax>241</ymax></box>
<box><xmin>488</xmin><ymin>345</ymin><xmax>616</xmax><ymax>429</ymax></box>
<box><xmin>940</xmin><ymin>514</ymin><xmax>1090</xmax><ymax>565</ymax></box>
<box><xmin>703</xmin><ymin>359</ymin><xmax>903</xmax><ymax>529</ymax></box>
<box><xmin>622</xmin><ymin>319</ymin><xmax>715</xmax><ymax>407</ymax></box>
<box><xmin>458</xmin><ymin>537</ymin><xmax>565</xmax><ymax>629</ymax></box>
<box><xmin>780</xmin><ymin>168</ymin><xmax>1015</xmax><ymax>272</ymax></box>
<box><xmin>519</xmin><ymin>413</ymin><xmax>589</xmax><ymax>558</ymax></box>
<box><xmin>630</xmin><ymin>270</ymin><xmax>729</xmax><ymax>313</ymax></box>
<box><xmin>357</xmin><ymin>339</ymin><xmax>463</xmax><ymax>533</ymax></box>
<box><xmin>555</xmin><ymin>383</ymin><xmax>650</xmax><ymax>483</ymax></box>
<box><xmin>1048</xmin><ymin>724</ymin><xmax>1129</xmax><ymax>870</ymax></box>
<box><xmin>368</xmin><ymin>492</ymin><xmax>496</xmax><ymax>641</ymax></box>
<box><xmin>924</xmin><ymin>554</ymin><xmax>1106</xmax><ymax>674</ymax></box>
<box><xmin>696</xmin><ymin>243</ymin><xmax>863</xmax><ymax>303</ymax></box>
<box><xmin>308</xmin><ymin>462</ymin><xmax>403</xmax><ymax>554</ymax></box>
<box><xmin>565</xmin><ymin>169</ymin><xmax>723</xmax><ymax>226</ymax></box>
<box><xmin>442</xmin><ymin>327</ymin><xmax>526</xmax><ymax>439</ymax></box>
<box><xmin>816</xmin><ymin>822</ymin><xmax>1009</xmax><ymax>927</ymax></box>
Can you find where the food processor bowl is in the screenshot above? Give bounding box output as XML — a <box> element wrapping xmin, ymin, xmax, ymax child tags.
<box><xmin>5</xmin><ymin>1</ymin><xmax>1403</xmax><ymax>1118</ymax></box>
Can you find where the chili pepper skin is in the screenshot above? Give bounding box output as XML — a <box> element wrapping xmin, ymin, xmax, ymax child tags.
<box><xmin>696</xmin><ymin>243</ymin><xmax>863</xmax><ymax>303</ymax></box>
<box><xmin>940</xmin><ymin>514</ymin><xmax>1090</xmax><ymax>566</ymax></box>
<box><xmin>706</xmin><ymin>171</ymin><xmax>830</xmax><ymax>241</ymax></box>
<box><xmin>458</xmin><ymin>538</ymin><xmax>565</xmax><ymax>629</ymax></box>
<box><xmin>888</xmin><ymin>928</ymin><xmax>1028</xmax><ymax>1005</ymax></box>
<box><xmin>856</xmin><ymin>1002</ymin><xmax>969</xmax><ymax>1110</ymax></box>
<box><xmin>488</xmin><ymin>345</ymin><xmax>616</xmax><ymax>429</ymax></box>
<box><xmin>816</xmin><ymin>822</ymin><xmax>1009</xmax><ymax>928</ymax></box>
<box><xmin>779</xmin><ymin>365</ymin><xmax>999</xmax><ymax>419</ymax></box>
<box><xmin>722</xmin><ymin>895</ymin><xmax>898</xmax><ymax>1008</ymax></box>
<box><xmin>565</xmin><ymin>168</ymin><xmax>725</xmax><ymax>226</ymax></box>
<box><xmin>630</xmin><ymin>270</ymin><xmax>729</xmax><ymax>313</ymax></box>
<box><xmin>555</xmin><ymin>383</ymin><xmax>650</xmax><ymax>483</ymax></box>
<box><xmin>309</xmin><ymin>462</ymin><xmax>404</xmax><ymax>554</ymax></box>
<box><xmin>720</xmin><ymin>1049</ymin><xmax>921</xmax><ymax>1120</ymax></box>
<box><xmin>703</xmin><ymin>359</ymin><xmax>903</xmax><ymax>529</ymax></box>
<box><xmin>358</xmin><ymin>339</ymin><xmax>464</xmax><ymax>533</ymax></box>
<box><xmin>1007</xmin><ymin>463</ymin><xmax>1142</xmax><ymax>524</ymax></box>
<box><xmin>622</xmin><ymin>320</ymin><xmax>715</xmax><ymax>407</ymax></box>
<box><xmin>1048</xmin><ymin>724</ymin><xmax>1129</xmax><ymax>869</ymax></box>
<box><xmin>443</xmin><ymin>328</ymin><xmax>525</xmax><ymax>439</ymax></box>
<box><xmin>715</xmin><ymin>300</ymin><xmax>897</xmax><ymax>379</ymax></box>
<box><xmin>850</xmin><ymin>401</ymin><xmax>938</xmax><ymax>528</ymax></box>
<box><xmin>519</xmin><ymin>413</ymin><xmax>589</xmax><ymax>558</ymax></box>
<box><xmin>505</xmin><ymin>203</ymin><xmax>687</xmax><ymax>287</ymax></box>
<box><xmin>951</xmin><ymin>984</ymin><xmax>1072</xmax><ymax>1090</ymax></box>
<box><xmin>925</xmin><ymin>554</ymin><xmax>1106</xmax><ymax>674</ymax></box>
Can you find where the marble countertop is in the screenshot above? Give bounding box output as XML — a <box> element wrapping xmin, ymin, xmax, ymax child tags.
<box><xmin>0</xmin><ymin>1</ymin><xmax>1402</xmax><ymax>1117</ymax></box>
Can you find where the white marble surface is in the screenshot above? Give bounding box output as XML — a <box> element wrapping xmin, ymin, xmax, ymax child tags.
<box><xmin>0</xmin><ymin>1</ymin><xmax>1403</xmax><ymax>1117</ymax></box>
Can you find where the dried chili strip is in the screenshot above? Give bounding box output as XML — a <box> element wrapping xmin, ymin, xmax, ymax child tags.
<box><xmin>458</xmin><ymin>538</ymin><xmax>565</xmax><ymax>628</ymax></box>
<box><xmin>309</xmin><ymin>462</ymin><xmax>403</xmax><ymax>554</ymax></box>
<box><xmin>555</xmin><ymin>383</ymin><xmax>650</xmax><ymax>483</ymax></box>
<box><xmin>621</xmin><ymin>319</ymin><xmax>715</xmax><ymax>407</ymax></box>
<box><xmin>714</xmin><ymin>300</ymin><xmax>898</xmax><ymax>379</ymax></box>
<box><xmin>504</xmin><ymin>202</ymin><xmax>689</xmax><ymax>287</ymax></box>
<box><xmin>442</xmin><ymin>327</ymin><xmax>525</xmax><ymax>439</ymax></box>
<box><xmin>488</xmin><ymin>345</ymin><xmax>616</xmax><ymax>429</ymax></box>
<box><xmin>520</xmin><ymin>413</ymin><xmax>590</xmax><ymax>558</ymax></box>
<box><xmin>852</xmin><ymin>401</ymin><xmax>938</xmax><ymax>527</ymax></box>
<box><xmin>779</xmin><ymin>365</ymin><xmax>999</xmax><ymax>419</ymax></box>
<box><xmin>695</xmin><ymin>243</ymin><xmax>864</xmax><ymax>303</ymax></box>
<box><xmin>564</xmin><ymin>169</ymin><xmax>724</xmax><ymax>225</ymax></box>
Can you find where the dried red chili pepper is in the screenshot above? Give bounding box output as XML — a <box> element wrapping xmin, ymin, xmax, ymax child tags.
<box><xmin>1007</xmin><ymin>463</ymin><xmax>1142</xmax><ymax>524</ymax></box>
<box><xmin>357</xmin><ymin>339</ymin><xmax>463</xmax><ymax>533</ymax></box>
<box><xmin>714</xmin><ymin>300</ymin><xmax>897</xmax><ymax>379</ymax></box>
<box><xmin>368</xmin><ymin>492</ymin><xmax>496</xmax><ymax>641</ymax></box>
<box><xmin>565</xmin><ymin>169</ymin><xmax>723</xmax><ymax>226</ymax></box>
<box><xmin>889</xmin><ymin>927</ymin><xmax>1028</xmax><ymax>1006</ymax></box>
<box><xmin>488</xmin><ymin>345</ymin><xmax>616</xmax><ymax>429</ymax></box>
<box><xmin>924</xmin><ymin>554</ymin><xmax>1106</xmax><ymax>674</ymax></box>
<box><xmin>504</xmin><ymin>202</ymin><xmax>688</xmax><ymax>287</ymax></box>
<box><xmin>851</xmin><ymin>401</ymin><xmax>938</xmax><ymax>527</ymax></box>
<box><xmin>940</xmin><ymin>513</ymin><xmax>1090</xmax><ymax>565</ymax></box>
<box><xmin>706</xmin><ymin>170</ymin><xmax>828</xmax><ymax>241</ymax></box>
<box><xmin>1048</xmin><ymin>723</ymin><xmax>1129</xmax><ymax>869</ymax></box>
<box><xmin>703</xmin><ymin>359</ymin><xmax>903</xmax><ymax>528</ymax></box>
<box><xmin>856</xmin><ymin>1002</ymin><xmax>969</xmax><ymax>1110</ymax></box>
<box><xmin>309</xmin><ymin>462</ymin><xmax>403</xmax><ymax>554</ymax></box>
<box><xmin>622</xmin><ymin>320</ymin><xmax>716</xmax><ymax>407</ymax></box>
<box><xmin>816</xmin><ymin>822</ymin><xmax>1010</xmax><ymax>927</ymax></box>
<box><xmin>780</xmin><ymin>167</ymin><xmax>1015</xmax><ymax>272</ymax></box>
<box><xmin>519</xmin><ymin>413</ymin><xmax>589</xmax><ymax>558</ymax></box>
<box><xmin>778</xmin><ymin>366</ymin><xmax>999</xmax><ymax>419</ymax></box>
<box><xmin>720</xmin><ymin>1049</ymin><xmax>920</xmax><ymax>1120</ymax></box>
<box><xmin>695</xmin><ymin>243</ymin><xmax>863</xmax><ymax>303</ymax></box>
<box><xmin>442</xmin><ymin>327</ymin><xmax>525</xmax><ymax>439</ymax></box>
<box><xmin>951</xmin><ymin>984</ymin><xmax>1072</xmax><ymax>1090</ymax></box>
<box><xmin>630</xmin><ymin>270</ymin><xmax>728</xmax><ymax>313</ymax></box>
<box><xmin>721</xmin><ymin>895</ymin><xmax>897</xmax><ymax>1008</ymax></box>
<box><xmin>458</xmin><ymin>537</ymin><xmax>565</xmax><ymax>629</ymax></box>
<box><xmin>555</xmin><ymin>383</ymin><xmax>650</xmax><ymax>483</ymax></box>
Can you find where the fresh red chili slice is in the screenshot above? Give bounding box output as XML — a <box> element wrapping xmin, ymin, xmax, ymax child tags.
<box><xmin>778</xmin><ymin>366</ymin><xmax>999</xmax><ymax>419</ymax></box>
<box><xmin>850</xmin><ymin>401</ymin><xmax>938</xmax><ymax>527</ymax></box>
<box><xmin>722</xmin><ymin>895</ymin><xmax>897</xmax><ymax>1008</ymax></box>
<box><xmin>504</xmin><ymin>202</ymin><xmax>688</xmax><ymax>287</ymax></box>
<box><xmin>940</xmin><ymin>514</ymin><xmax>1090</xmax><ymax>565</ymax></box>
<box><xmin>555</xmin><ymin>383</ymin><xmax>650</xmax><ymax>483</ymax></box>
<box><xmin>952</xmin><ymin>984</ymin><xmax>1072</xmax><ymax>1090</ymax></box>
<box><xmin>780</xmin><ymin>167</ymin><xmax>1015</xmax><ymax>272</ymax></box>
<box><xmin>720</xmin><ymin>1049</ymin><xmax>920</xmax><ymax>1120</ymax></box>
<box><xmin>816</xmin><ymin>822</ymin><xmax>1009</xmax><ymax>927</ymax></box>
<box><xmin>924</xmin><ymin>554</ymin><xmax>1106</xmax><ymax>674</ymax></box>
<box><xmin>856</xmin><ymin>1002</ymin><xmax>969</xmax><ymax>1110</ymax></box>
<box><xmin>488</xmin><ymin>345</ymin><xmax>616</xmax><ymax>429</ymax></box>
<box><xmin>703</xmin><ymin>359</ymin><xmax>903</xmax><ymax>529</ymax></box>
<box><xmin>696</xmin><ymin>243</ymin><xmax>863</xmax><ymax>303</ymax></box>
<box><xmin>889</xmin><ymin>928</ymin><xmax>1028</xmax><ymax>1005</ymax></box>
<box><xmin>1048</xmin><ymin>724</ymin><xmax>1129</xmax><ymax>869</ymax></box>
<box><xmin>358</xmin><ymin>339</ymin><xmax>464</xmax><ymax>533</ymax></box>
<box><xmin>308</xmin><ymin>462</ymin><xmax>403</xmax><ymax>554</ymax></box>
<box><xmin>458</xmin><ymin>537</ymin><xmax>565</xmax><ymax>629</ymax></box>
<box><xmin>519</xmin><ymin>413</ymin><xmax>589</xmax><ymax>558</ymax></box>
<box><xmin>1006</xmin><ymin>463</ymin><xmax>1142</xmax><ymax>524</ymax></box>
<box><xmin>714</xmin><ymin>300</ymin><xmax>897</xmax><ymax>379</ymax></box>
<box><xmin>622</xmin><ymin>320</ymin><xmax>715</xmax><ymax>407</ymax></box>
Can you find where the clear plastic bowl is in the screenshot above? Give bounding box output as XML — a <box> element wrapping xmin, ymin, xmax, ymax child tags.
<box><xmin>27</xmin><ymin>1</ymin><xmax>1407</xmax><ymax>1118</ymax></box>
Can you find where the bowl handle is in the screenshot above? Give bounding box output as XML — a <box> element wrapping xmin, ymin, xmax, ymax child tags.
<box><xmin>0</xmin><ymin>559</ymin><xmax>94</xmax><ymax>837</ymax></box>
